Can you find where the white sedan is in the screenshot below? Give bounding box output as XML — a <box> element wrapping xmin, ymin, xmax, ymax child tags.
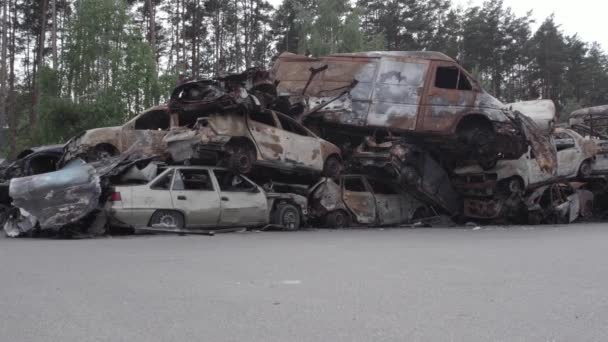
<box><xmin>108</xmin><ymin>166</ymin><xmax>306</xmax><ymax>231</ymax></box>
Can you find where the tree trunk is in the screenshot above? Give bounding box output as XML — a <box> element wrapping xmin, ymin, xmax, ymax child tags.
<box><xmin>9</xmin><ymin>0</ymin><xmax>16</xmax><ymax>157</ymax></box>
<box><xmin>51</xmin><ymin>0</ymin><xmax>57</xmax><ymax>69</ymax></box>
<box><xmin>0</xmin><ymin>0</ymin><xmax>8</xmax><ymax>131</ymax></box>
<box><xmin>146</xmin><ymin>0</ymin><xmax>156</xmax><ymax>62</ymax></box>
<box><xmin>31</xmin><ymin>0</ymin><xmax>48</xmax><ymax>129</ymax></box>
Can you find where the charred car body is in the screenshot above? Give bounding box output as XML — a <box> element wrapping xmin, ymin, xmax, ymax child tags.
<box><xmin>269</xmin><ymin>51</ymin><xmax>548</xmax><ymax>168</ymax></box>
<box><xmin>164</xmin><ymin>71</ymin><xmax>343</xmax><ymax>177</ymax></box>
<box><xmin>0</xmin><ymin>144</ymin><xmax>64</xmax><ymax>183</ymax></box>
<box><xmin>61</xmin><ymin>105</ymin><xmax>172</xmax><ymax>164</ymax></box>
<box><xmin>164</xmin><ymin>109</ymin><xmax>343</xmax><ymax>177</ymax></box>
<box><xmin>309</xmin><ymin>174</ymin><xmax>428</xmax><ymax>227</ymax></box>
<box><xmin>454</xmin><ymin>127</ymin><xmax>597</xmax><ymax>198</ymax></box>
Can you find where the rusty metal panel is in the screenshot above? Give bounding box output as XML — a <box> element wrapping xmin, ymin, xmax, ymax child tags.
<box><xmin>342</xmin><ymin>176</ymin><xmax>376</xmax><ymax>224</ymax></box>
<box><xmin>506</xmin><ymin>100</ymin><xmax>556</xmax><ymax>133</ymax></box>
<box><xmin>419</xmin><ymin>62</ymin><xmax>477</xmax><ymax>133</ymax></box>
<box><xmin>248</xmin><ymin>119</ymin><xmax>284</xmax><ymax>161</ymax></box>
<box><xmin>374</xmin><ymin>194</ymin><xmax>402</xmax><ymax>225</ymax></box>
<box><xmin>367</xmin><ymin>58</ymin><xmax>428</xmax><ymax>131</ymax></box>
<box><xmin>9</xmin><ymin>160</ymin><xmax>102</xmax><ymax>229</ymax></box>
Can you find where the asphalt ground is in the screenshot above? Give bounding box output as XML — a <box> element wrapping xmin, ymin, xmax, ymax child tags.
<box><xmin>1</xmin><ymin>223</ymin><xmax>608</xmax><ymax>342</ymax></box>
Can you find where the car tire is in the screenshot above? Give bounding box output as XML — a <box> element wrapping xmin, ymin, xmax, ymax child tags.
<box><xmin>149</xmin><ymin>210</ymin><xmax>185</xmax><ymax>229</ymax></box>
<box><xmin>227</xmin><ymin>145</ymin><xmax>256</xmax><ymax>174</ymax></box>
<box><xmin>578</xmin><ymin>160</ymin><xmax>592</xmax><ymax>178</ymax></box>
<box><xmin>273</xmin><ymin>203</ymin><xmax>301</xmax><ymax>231</ymax></box>
<box><xmin>324</xmin><ymin>210</ymin><xmax>351</xmax><ymax>228</ymax></box>
<box><xmin>322</xmin><ymin>155</ymin><xmax>343</xmax><ymax>179</ymax></box>
<box><xmin>499</xmin><ymin>176</ymin><xmax>524</xmax><ymax>195</ymax></box>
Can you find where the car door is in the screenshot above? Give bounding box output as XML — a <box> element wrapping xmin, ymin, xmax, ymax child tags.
<box><xmin>365</xmin><ymin>177</ymin><xmax>402</xmax><ymax>225</ymax></box>
<box><xmin>129</xmin><ymin>169</ymin><xmax>176</xmax><ymax>226</ymax></box>
<box><xmin>554</xmin><ymin>131</ymin><xmax>581</xmax><ymax>178</ymax></box>
<box><xmin>341</xmin><ymin>176</ymin><xmax>376</xmax><ymax>224</ymax></box>
<box><xmin>247</xmin><ymin>110</ymin><xmax>284</xmax><ymax>162</ymax></box>
<box><xmin>275</xmin><ymin>113</ymin><xmax>324</xmax><ymax>171</ymax></box>
<box><xmin>170</xmin><ymin>168</ymin><xmax>221</xmax><ymax>228</ymax></box>
<box><xmin>420</xmin><ymin>61</ymin><xmax>477</xmax><ymax>133</ymax></box>
<box><xmin>212</xmin><ymin>169</ymin><xmax>269</xmax><ymax>226</ymax></box>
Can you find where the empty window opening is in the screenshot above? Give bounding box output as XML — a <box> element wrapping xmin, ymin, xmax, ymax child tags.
<box><xmin>367</xmin><ymin>179</ymin><xmax>399</xmax><ymax>195</ymax></box>
<box><xmin>277</xmin><ymin>114</ymin><xmax>309</xmax><ymax>136</ymax></box>
<box><xmin>214</xmin><ymin>170</ymin><xmax>256</xmax><ymax>192</ymax></box>
<box><xmin>249</xmin><ymin>111</ymin><xmax>276</xmax><ymax>127</ymax></box>
<box><xmin>135</xmin><ymin>110</ymin><xmax>170</xmax><ymax>130</ymax></box>
<box><xmin>173</xmin><ymin>169</ymin><xmax>214</xmax><ymax>191</ymax></box>
<box><xmin>435</xmin><ymin>66</ymin><xmax>472</xmax><ymax>90</ymax></box>
<box><xmin>344</xmin><ymin>177</ymin><xmax>367</xmax><ymax>192</ymax></box>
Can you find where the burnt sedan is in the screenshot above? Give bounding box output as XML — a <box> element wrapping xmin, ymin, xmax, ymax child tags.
<box><xmin>163</xmin><ymin>109</ymin><xmax>343</xmax><ymax>177</ymax></box>
<box><xmin>309</xmin><ymin>174</ymin><xmax>428</xmax><ymax>228</ymax></box>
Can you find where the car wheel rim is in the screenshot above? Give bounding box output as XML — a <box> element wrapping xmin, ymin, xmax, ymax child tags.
<box><xmin>283</xmin><ymin>211</ymin><xmax>297</xmax><ymax>229</ymax></box>
<box><xmin>335</xmin><ymin>214</ymin><xmax>345</xmax><ymax>227</ymax></box>
<box><xmin>160</xmin><ymin>214</ymin><xmax>177</xmax><ymax>227</ymax></box>
<box><xmin>239</xmin><ymin>155</ymin><xmax>250</xmax><ymax>168</ymax></box>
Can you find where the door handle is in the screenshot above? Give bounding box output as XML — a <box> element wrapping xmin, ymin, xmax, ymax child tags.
<box><xmin>177</xmin><ymin>195</ymin><xmax>187</xmax><ymax>200</ymax></box>
<box><xmin>221</xmin><ymin>196</ymin><xmax>229</xmax><ymax>202</ymax></box>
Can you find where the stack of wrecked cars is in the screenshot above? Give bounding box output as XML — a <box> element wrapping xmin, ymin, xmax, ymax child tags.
<box><xmin>1</xmin><ymin>51</ymin><xmax>606</xmax><ymax>238</ymax></box>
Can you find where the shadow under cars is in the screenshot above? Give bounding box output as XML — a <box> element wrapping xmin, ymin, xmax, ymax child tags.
<box><xmin>108</xmin><ymin>165</ymin><xmax>307</xmax><ymax>232</ymax></box>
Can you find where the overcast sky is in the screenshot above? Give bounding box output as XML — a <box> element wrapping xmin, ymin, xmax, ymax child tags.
<box><xmin>267</xmin><ymin>0</ymin><xmax>607</xmax><ymax>50</ymax></box>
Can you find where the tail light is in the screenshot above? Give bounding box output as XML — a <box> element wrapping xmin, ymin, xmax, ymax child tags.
<box><xmin>110</xmin><ymin>192</ymin><xmax>122</xmax><ymax>202</ymax></box>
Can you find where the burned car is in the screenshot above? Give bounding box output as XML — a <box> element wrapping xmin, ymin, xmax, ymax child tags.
<box><xmin>461</xmin><ymin>182</ymin><xmax>594</xmax><ymax>224</ymax></box>
<box><xmin>454</xmin><ymin>128</ymin><xmax>596</xmax><ymax>196</ymax></box>
<box><xmin>164</xmin><ymin>109</ymin><xmax>343</xmax><ymax>177</ymax></box>
<box><xmin>61</xmin><ymin>105</ymin><xmax>171</xmax><ymax>163</ymax></box>
<box><xmin>270</xmin><ymin>51</ymin><xmax>548</xmax><ymax>168</ymax></box>
<box><xmin>350</xmin><ymin>138</ymin><xmax>462</xmax><ymax>215</ymax></box>
<box><xmin>309</xmin><ymin>174</ymin><xmax>428</xmax><ymax>227</ymax></box>
<box><xmin>3</xmin><ymin>155</ymin><xmax>157</xmax><ymax>237</ymax></box>
<box><xmin>0</xmin><ymin>144</ymin><xmax>64</xmax><ymax>182</ymax></box>
<box><xmin>108</xmin><ymin>165</ymin><xmax>307</xmax><ymax>231</ymax></box>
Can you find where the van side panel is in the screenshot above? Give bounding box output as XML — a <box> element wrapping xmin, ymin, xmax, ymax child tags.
<box><xmin>367</xmin><ymin>57</ymin><xmax>429</xmax><ymax>131</ymax></box>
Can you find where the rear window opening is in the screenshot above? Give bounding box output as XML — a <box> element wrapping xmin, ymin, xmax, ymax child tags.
<box><xmin>134</xmin><ymin>110</ymin><xmax>170</xmax><ymax>130</ymax></box>
<box><xmin>343</xmin><ymin>177</ymin><xmax>367</xmax><ymax>192</ymax></box>
<box><xmin>29</xmin><ymin>155</ymin><xmax>59</xmax><ymax>175</ymax></box>
<box><xmin>249</xmin><ymin>111</ymin><xmax>276</xmax><ymax>127</ymax></box>
<box><xmin>435</xmin><ymin>66</ymin><xmax>472</xmax><ymax>90</ymax></box>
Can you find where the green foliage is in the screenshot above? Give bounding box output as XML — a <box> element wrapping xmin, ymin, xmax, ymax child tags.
<box><xmin>29</xmin><ymin>0</ymin><xmax>163</xmax><ymax>146</ymax></box>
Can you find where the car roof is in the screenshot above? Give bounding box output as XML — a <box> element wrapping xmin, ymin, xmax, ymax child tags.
<box><xmin>278</xmin><ymin>51</ymin><xmax>455</xmax><ymax>63</ymax></box>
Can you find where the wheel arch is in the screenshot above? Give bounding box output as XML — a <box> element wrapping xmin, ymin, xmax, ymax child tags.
<box><xmin>148</xmin><ymin>209</ymin><xmax>187</xmax><ymax>228</ymax></box>
<box><xmin>92</xmin><ymin>142</ymin><xmax>120</xmax><ymax>154</ymax></box>
<box><xmin>455</xmin><ymin>113</ymin><xmax>495</xmax><ymax>135</ymax></box>
<box><xmin>325</xmin><ymin>208</ymin><xmax>355</xmax><ymax>226</ymax></box>
<box><xmin>226</xmin><ymin>136</ymin><xmax>258</xmax><ymax>156</ymax></box>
